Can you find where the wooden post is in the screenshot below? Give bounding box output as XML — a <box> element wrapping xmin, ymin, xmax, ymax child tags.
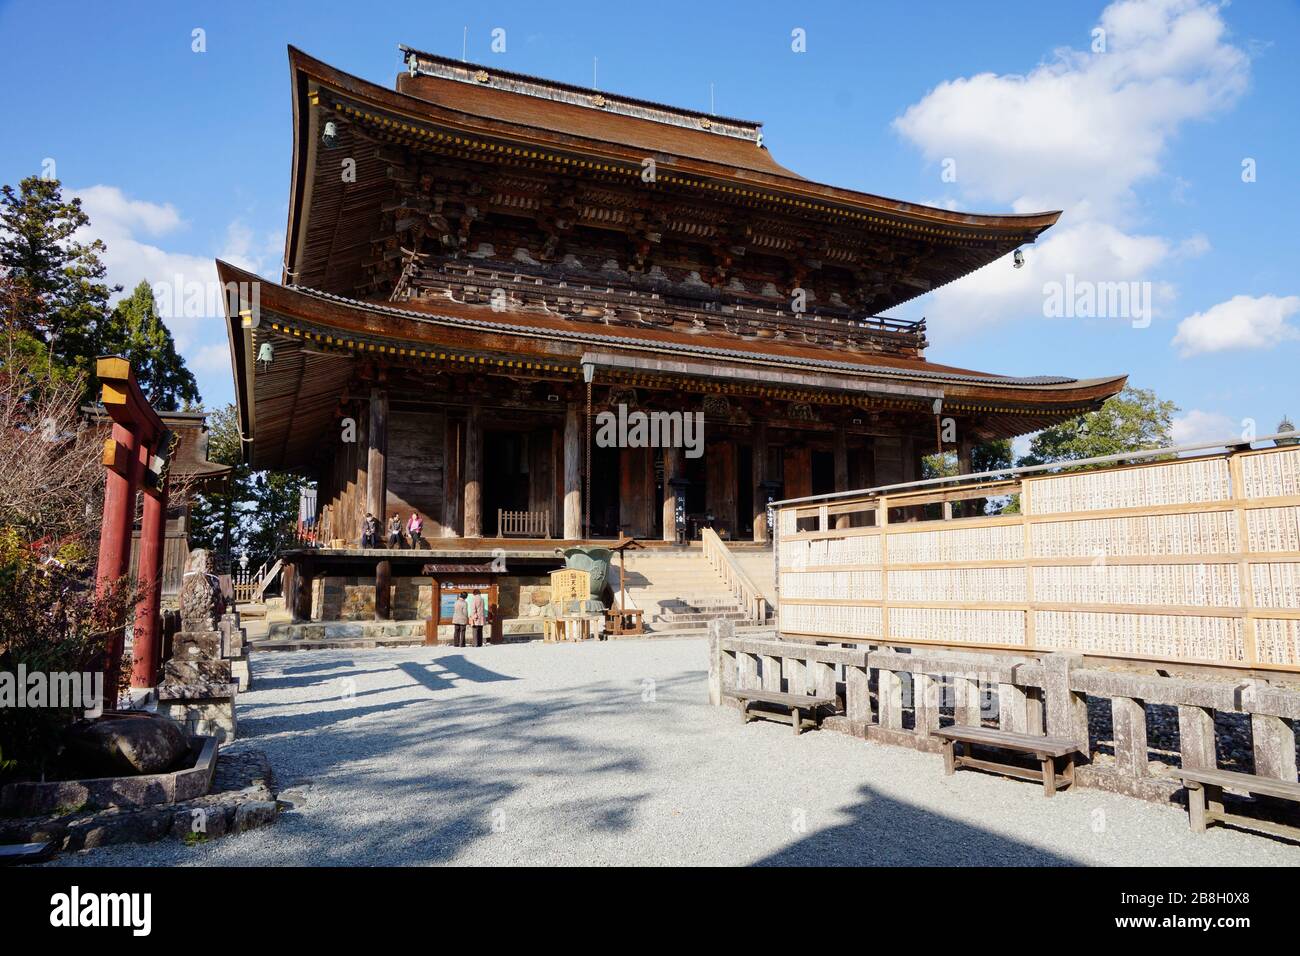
<box><xmin>563</xmin><ymin>402</ymin><xmax>581</xmax><ymax>539</ymax></box>
<box><xmin>1252</xmin><ymin>711</ymin><xmax>1299</xmax><ymax>782</ymax></box>
<box><xmin>464</xmin><ymin>402</ymin><xmax>482</xmax><ymax>538</ymax></box>
<box><xmin>761</xmin><ymin>654</ymin><xmax>782</xmax><ymax>692</ymax></box>
<box><xmin>706</xmin><ymin>438</ymin><xmax>737</xmax><ymax>537</ymax></box>
<box><xmin>914</xmin><ymin>672</ymin><xmax>940</xmax><ymax>739</ymax></box>
<box><xmin>878</xmin><ymin>668</ymin><xmax>903</xmax><ymax>730</ymax></box>
<box><xmin>663</xmin><ymin>444</ymin><xmax>683</xmax><ymax>542</ymax></box>
<box><xmin>834</xmin><ymin>425</ymin><xmax>850</xmax><ymax>530</ymax></box>
<box><xmin>293</xmin><ymin>561</ymin><xmax>314</xmax><ymax>622</ymax></box>
<box><xmin>752</xmin><ymin>422</ymin><xmax>768</xmax><ymax>542</ymax></box>
<box><xmin>845</xmin><ymin>665</ymin><xmax>870</xmax><ymax>727</ymax></box>
<box><xmin>366</xmin><ymin>387</ymin><xmax>388</xmax><ymax>532</ymax></box>
<box><xmin>1111</xmin><ymin>696</ymin><xmax>1149</xmax><ymax>779</ymax></box>
<box><xmin>1044</xmin><ymin>654</ymin><xmax>1089</xmax><ymax>754</ymax></box>
<box><xmin>375</xmin><ymin>560</ymin><xmax>392</xmax><ymax>620</ymax></box>
<box><xmin>131</xmin><ymin>477</ymin><xmax>168</xmax><ymax>688</ymax></box>
<box><xmin>442</xmin><ymin>415</ymin><xmax>463</xmax><ymax>537</ymax></box>
<box><xmin>997</xmin><ymin>682</ymin><xmax>1029</xmax><ymax>733</ymax></box>
<box><xmin>1177</xmin><ymin>704</ymin><xmax>1217</xmax><ymax>770</ymax></box>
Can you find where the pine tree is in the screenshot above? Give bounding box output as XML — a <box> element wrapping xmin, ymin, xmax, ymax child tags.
<box><xmin>97</xmin><ymin>280</ymin><xmax>201</xmax><ymax>410</ymax></box>
<box><xmin>0</xmin><ymin>176</ymin><xmax>117</xmax><ymax>390</ymax></box>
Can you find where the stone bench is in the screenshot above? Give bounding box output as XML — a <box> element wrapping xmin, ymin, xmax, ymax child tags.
<box><xmin>1176</xmin><ymin>767</ymin><xmax>1300</xmax><ymax>840</ymax></box>
<box><xmin>726</xmin><ymin>687</ymin><xmax>836</xmax><ymax>735</ymax></box>
<box><xmin>935</xmin><ymin>725</ymin><xmax>1079</xmax><ymax>797</ymax></box>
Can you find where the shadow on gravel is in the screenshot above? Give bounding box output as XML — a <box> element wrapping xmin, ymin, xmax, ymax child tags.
<box><xmin>218</xmin><ymin>663</ymin><xmax>703</xmax><ymax>865</ymax></box>
<box><xmin>751</xmin><ymin>782</ymin><xmax>1078</xmax><ymax>866</ymax></box>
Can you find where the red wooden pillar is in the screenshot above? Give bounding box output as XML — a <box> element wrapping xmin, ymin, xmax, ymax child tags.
<box><xmin>95</xmin><ymin>421</ymin><xmax>140</xmax><ymax>597</ymax></box>
<box><xmin>131</xmin><ymin>474</ymin><xmax>168</xmax><ymax>688</ymax></box>
<box><xmin>94</xmin><ymin>357</ymin><xmax>167</xmax><ymax>696</ymax></box>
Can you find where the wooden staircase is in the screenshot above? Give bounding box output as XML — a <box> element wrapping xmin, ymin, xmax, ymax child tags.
<box><xmin>616</xmin><ymin>540</ymin><xmax>775</xmax><ymax>634</ymax></box>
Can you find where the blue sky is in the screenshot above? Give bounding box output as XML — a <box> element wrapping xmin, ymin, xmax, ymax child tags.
<box><xmin>2</xmin><ymin>0</ymin><xmax>1297</xmax><ymax>449</ymax></box>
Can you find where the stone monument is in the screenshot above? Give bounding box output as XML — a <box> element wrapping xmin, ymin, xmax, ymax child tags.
<box><xmin>156</xmin><ymin>550</ymin><xmax>239</xmax><ymax>742</ymax></box>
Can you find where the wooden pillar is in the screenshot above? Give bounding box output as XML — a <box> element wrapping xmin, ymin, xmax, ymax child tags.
<box><xmin>663</xmin><ymin>444</ymin><xmax>683</xmax><ymax>542</ymax></box>
<box><xmin>563</xmin><ymin>402</ymin><xmax>581</xmax><ymax>539</ymax></box>
<box><xmin>375</xmin><ymin>559</ymin><xmax>392</xmax><ymax>620</ymax></box>
<box><xmin>463</xmin><ymin>403</ymin><xmax>482</xmax><ymax>538</ymax></box>
<box><xmin>834</xmin><ymin>425</ymin><xmax>850</xmax><ymax>530</ymax></box>
<box><xmin>292</xmin><ymin>561</ymin><xmax>314</xmax><ymax>622</ymax></box>
<box><xmin>355</xmin><ymin>401</ymin><xmax>370</xmax><ymax>542</ymax></box>
<box><xmin>366</xmin><ymin>387</ymin><xmax>387</xmax><ymax>529</ymax></box>
<box><xmin>131</xmin><ymin>477</ymin><xmax>168</xmax><ymax>688</ymax></box>
<box><xmin>619</xmin><ymin>446</ymin><xmax>654</xmax><ymax>538</ymax></box>
<box><xmin>782</xmin><ymin>445</ymin><xmax>812</xmax><ymax>501</ymax></box>
<box><xmin>872</xmin><ymin>435</ymin><xmax>903</xmax><ymax>487</ymax></box>
<box><xmin>1111</xmin><ymin>696</ymin><xmax>1149</xmax><ymax>779</ymax></box>
<box><xmin>706</xmin><ymin>438</ymin><xmax>737</xmax><ymax>537</ymax></box>
<box><xmin>442</xmin><ymin>415</ymin><xmax>463</xmax><ymax>537</ymax></box>
<box><xmin>752</xmin><ymin>422</ymin><xmax>768</xmax><ymax>543</ymax></box>
<box><xmin>958</xmin><ymin>436</ymin><xmax>974</xmax><ymax>475</ymax></box>
<box><xmin>96</xmin><ymin>422</ymin><xmax>140</xmax><ymax>597</ymax></box>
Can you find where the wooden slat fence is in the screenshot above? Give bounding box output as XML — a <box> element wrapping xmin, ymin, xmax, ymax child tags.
<box><xmin>776</xmin><ymin>444</ymin><xmax>1300</xmax><ymax>672</ymax></box>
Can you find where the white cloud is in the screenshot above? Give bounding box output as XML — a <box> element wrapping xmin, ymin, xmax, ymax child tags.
<box><xmin>1170</xmin><ymin>408</ymin><xmax>1239</xmax><ymax>448</ymax></box>
<box><xmin>69</xmin><ymin>184</ymin><xmax>282</xmax><ymax>407</ymax></box>
<box><xmin>1172</xmin><ymin>294</ymin><xmax>1300</xmax><ymax>357</ymax></box>
<box><xmin>891</xmin><ymin>0</ymin><xmax>1248</xmax><ymax>340</ymax></box>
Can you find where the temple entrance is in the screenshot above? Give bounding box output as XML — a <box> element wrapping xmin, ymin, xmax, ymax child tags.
<box><xmin>589</xmin><ymin>443</ymin><xmax>621</xmax><ymax>538</ymax></box>
<box><xmin>811</xmin><ymin>449</ymin><xmax>835</xmax><ymax>496</ymax></box>
<box><xmin>483</xmin><ymin>429</ymin><xmax>530</xmax><ymax>537</ymax></box>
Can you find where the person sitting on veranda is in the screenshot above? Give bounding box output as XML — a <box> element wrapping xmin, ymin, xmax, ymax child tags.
<box><xmin>361</xmin><ymin>512</ymin><xmax>379</xmax><ymax>549</ymax></box>
<box><xmin>387</xmin><ymin>513</ymin><xmax>402</xmax><ymax>548</ymax></box>
<box><xmin>406</xmin><ymin>511</ymin><xmax>424</xmax><ymax>548</ymax></box>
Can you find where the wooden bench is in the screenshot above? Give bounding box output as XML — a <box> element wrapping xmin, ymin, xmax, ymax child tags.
<box><xmin>1176</xmin><ymin>767</ymin><xmax>1300</xmax><ymax>840</ymax></box>
<box><xmin>726</xmin><ymin>688</ymin><xmax>836</xmax><ymax>735</ymax></box>
<box><xmin>936</xmin><ymin>725</ymin><xmax>1079</xmax><ymax>797</ymax></box>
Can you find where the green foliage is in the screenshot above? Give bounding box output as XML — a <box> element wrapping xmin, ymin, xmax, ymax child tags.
<box><xmin>922</xmin><ymin>439</ymin><xmax>1014</xmax><ymax>480</ymax></box>
<box><xmin>0</xmin><ymin>529</ymin><xmax>137</xmax><ymax>782</ymax></box>
<box><xmin>1018</xmin><ymin>386</ymin><xmax>1178</xmax><ymax>468</ymax></box>
<box><xmin>97</xmin><ymin>280</ymin><xmax>201</xmax><ymax>411</ymax></box>
<box><xmin>0</xmin><ymin>177</ymin><xmax>117</xmax><ymax>394</ymax></box>
<box><xmin>189</xmin><ymin>402</ymin><xmax>309</xmax><ymax>567</ymax></box>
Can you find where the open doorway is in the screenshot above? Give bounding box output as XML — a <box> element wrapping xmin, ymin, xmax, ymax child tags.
<box><xmin>483</xmin><ymin>430</ymin><xmax>530</xmax><ymax>536</ymax></box>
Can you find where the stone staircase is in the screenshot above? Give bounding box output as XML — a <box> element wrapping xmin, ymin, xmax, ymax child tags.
<box><xmin>615</xmin><ymin>545</ymin><xmax>776</xmax><ymax>635</ymax></box>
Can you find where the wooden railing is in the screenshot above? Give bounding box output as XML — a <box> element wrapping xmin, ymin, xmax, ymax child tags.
<box><xmin>702</xmin><ymin>527</ymin><xmax>769</xmax><ymax>624</ymax></box>
<box><xmin>498</xmin><ymin>509</ymin><xmax>551</xmax><ymax>538</ymax></box>
<box><xmin>708</xmin><ymin>624</ymin><xmax>1300</xmax><ymax>801</ymax></box>
<box><xmin>776</xmin><ymin>443</ymin><xmax>1300</xmax><ymax>673</ymax></box>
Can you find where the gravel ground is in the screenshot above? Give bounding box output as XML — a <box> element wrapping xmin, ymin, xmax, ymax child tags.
<box><xmin>46</xmin><ymin>639</ymin><xmax>1300</xmax><ymax>867</ymax></box>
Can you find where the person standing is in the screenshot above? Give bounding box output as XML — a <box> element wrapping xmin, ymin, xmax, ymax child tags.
<box><xmin>452</xmin><ymin>592</ymin><xmax>468</xmax><ymax>647</ymax></box>
<box><xmin>468</xmin><ymin>590</ymin><xmax>486</xmax><ymax>647</ymax></box>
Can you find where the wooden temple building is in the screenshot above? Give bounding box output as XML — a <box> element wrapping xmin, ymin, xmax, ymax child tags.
<box><xmin>220</xmin><ymin>46</ymin><xmax>1125</xmax><ymax>627</ymax></box>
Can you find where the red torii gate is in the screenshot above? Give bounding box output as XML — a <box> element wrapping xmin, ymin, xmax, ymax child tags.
<box><xmin>94</xmin><ymin>355</ymin><xmax>175</xmax><ymax>693</ymax></box>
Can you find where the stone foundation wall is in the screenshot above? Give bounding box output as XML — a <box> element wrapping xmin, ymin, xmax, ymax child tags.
<box><xmin>316</xmin><ymin>574</ymin><xmax>551</xmax><ymax>625</ymax></box>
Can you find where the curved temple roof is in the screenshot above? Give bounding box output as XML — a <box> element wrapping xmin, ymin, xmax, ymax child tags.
<box><xmin>219</xmin><ymin>260</ymin><xmax>1126</xmax><ymax>471</ymax></box>
<box><xmin>283</xmin><ymin>46</ymin><xmax>1062</xmax><ymax>308</ymax></box>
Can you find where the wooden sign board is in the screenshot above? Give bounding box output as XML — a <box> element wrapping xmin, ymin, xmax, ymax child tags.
<box><xmin>550</xmin><ymin>568</ymin><xmax>590</xmax><ymax>605</ymax></box>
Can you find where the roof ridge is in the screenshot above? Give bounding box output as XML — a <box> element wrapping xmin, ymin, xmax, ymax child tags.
<box><xmin>398</xmin><ymin>44</ymin><xmax>764</xmax><ymax>142</ymax></box>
